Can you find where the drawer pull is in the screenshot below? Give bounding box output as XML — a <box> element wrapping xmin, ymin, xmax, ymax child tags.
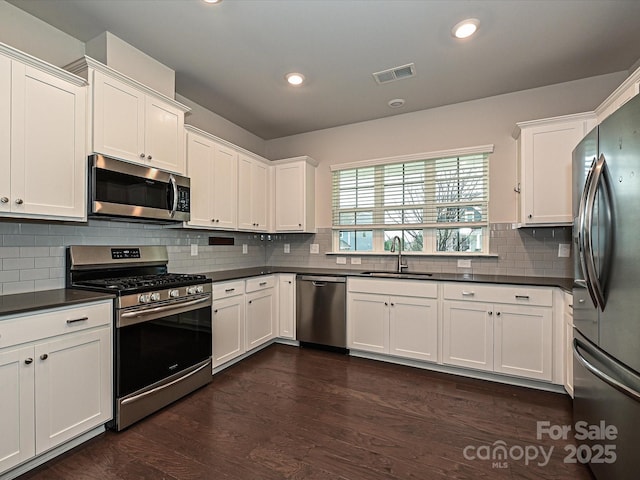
<box><xmin>461</xmin><ymin>291</ymin><xmax>475</xmax><ymax>296</ymax></box>
<box><xmin>66</xmin><ymin>316</ymin><xmax>89</xmax><ymax>325</ymax></box>
<box><xmin>40</xmin><ymin>353</ymin><xmax>48</xmax><ymax>361</ymax></box>
<box><xmin>259</xmin><ymin>282</ymin><xmax>267</xmax><ymax>286</ymax></box>
<box><xmin>515</xmin><ymin>295</ymin><xmax>530</xmax><ymax>300</ymax></box>
<box><xmin>25</xmin><ymin>358</ymin><xmax>33</xmax><ymax>365</ymax></box>
<box><xmin>224</xmin><ymin>288</ymin><xmax>236</xmax><ymax>293</ymax></box>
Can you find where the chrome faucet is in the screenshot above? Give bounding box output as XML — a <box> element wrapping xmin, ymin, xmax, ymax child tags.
<box><xmin>390</xmin><ymin>235</ymin><xmax>408</xmax><ymax>273</ymax></box>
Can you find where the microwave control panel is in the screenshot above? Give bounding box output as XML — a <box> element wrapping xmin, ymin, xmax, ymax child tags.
<box><xmin>176</xmin><ymin>186</ymin><xmax>190</xmax><ymax>213</ymax></box>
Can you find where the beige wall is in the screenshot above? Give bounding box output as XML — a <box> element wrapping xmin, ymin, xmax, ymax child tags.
<box><xmin>265</xmin><ymin>72</ymin><xmax>626</xmax><ymax>227</ymax></box>
<box><xmin>0</xmin><ymin>1</ymin><xmax>84</xmax><ymax>67</ymax></box>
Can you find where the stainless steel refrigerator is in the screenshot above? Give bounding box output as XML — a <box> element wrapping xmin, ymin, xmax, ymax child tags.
<box><xmin>572</xmin><ymin>94</ymin><xmax>640</xmax><ymax>480</ymax></box>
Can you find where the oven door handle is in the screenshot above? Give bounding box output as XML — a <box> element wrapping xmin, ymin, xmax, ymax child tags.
<box><xmin>118</xmin><ymin>295</ymin><xmax>211</xmax><ymax>327</ymax></box>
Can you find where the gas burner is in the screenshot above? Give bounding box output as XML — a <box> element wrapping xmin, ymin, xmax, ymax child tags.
<box><xmin>75</xmin><ymin>273</ymin><xmax>208</xmax><ymax>292</ymax></box>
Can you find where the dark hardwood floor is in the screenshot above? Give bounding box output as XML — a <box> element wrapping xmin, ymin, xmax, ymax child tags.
<box><xmin>19</xmin><ymin>344</ymin><xmax>592</xmax><ymax>479</ymax></box>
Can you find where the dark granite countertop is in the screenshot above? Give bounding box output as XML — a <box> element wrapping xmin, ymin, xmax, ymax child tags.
<box><xmin>203</xmin><ymin>266</ymin><xmax>573</xmax><ymax>292</ymax></box>
<box><xmin>0</xmin><ymin>289</ymin><xmax>115</xmax><ymax>318</ymax></box>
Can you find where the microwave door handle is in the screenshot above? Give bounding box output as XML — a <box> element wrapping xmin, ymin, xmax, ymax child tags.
<box><xmin>169</xmin><ymin>175</ymin><xmax>178</xmax><ymax>218</ymax></box>
<box><xmin>578</xmin><ymin>157</ymin><xmax>598</xmax><ymax>307</ymax></box>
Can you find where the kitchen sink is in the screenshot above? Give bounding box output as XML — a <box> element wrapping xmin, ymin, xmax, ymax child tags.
<box><xmin>360</xmin><ymin>271</ymin><xmax>433</xmax><ymax>279</ymax></box>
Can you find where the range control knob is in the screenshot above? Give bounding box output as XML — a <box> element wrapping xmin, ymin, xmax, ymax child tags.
<box><xmin>150</xmin><ymin>292</ymin><xmax>161</xmax><ymax>301</ymax></box>
<box><xmin>139</xmin><ymin>294</ymin><xmax>151</xmax><ymax>303</ymax></box>
<box><xmin>187</xmin><ymin>286</ymin><xmax>196</xmax><ymax>295</ymax></box>
<box><xmin>196</xmin><ymin>285</ymin><xmax>204</xmax><ymax>294</ymax></box>
<box><xmin>169</xmin><ymin>289</ymin><xmax>180</xmax><ymax>298</ymax></box>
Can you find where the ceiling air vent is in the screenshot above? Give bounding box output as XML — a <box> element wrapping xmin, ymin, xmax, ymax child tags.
<box><xmin>373</xmin><ymin>63</ymin><xmax>416</xmax><ymax>84</ymax></box>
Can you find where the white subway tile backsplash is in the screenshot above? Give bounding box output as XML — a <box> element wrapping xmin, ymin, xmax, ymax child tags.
<box><xmin>20</xmin><ymin>268</ymin><xmax>50</xmax><ymax>281</ymax></box>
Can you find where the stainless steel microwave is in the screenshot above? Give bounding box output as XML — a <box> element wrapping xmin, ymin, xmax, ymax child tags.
<box><xmin>89</xmin><ymin>154</ymin><xmax>190</xmax><ymax>222</ymax></box>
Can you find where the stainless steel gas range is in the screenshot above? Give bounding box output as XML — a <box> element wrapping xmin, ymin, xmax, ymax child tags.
<box><xmin>66</xmin><ymin>245</ymin><xmax>212</xmax><ymax>431</ymax></box>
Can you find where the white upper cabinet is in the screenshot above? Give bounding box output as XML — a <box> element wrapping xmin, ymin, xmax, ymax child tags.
<box><xmin>514</xmin><ymin>112</ymin><xmax>596</xmax><ymax>226</ymax></box>
<box><xmin>0</xmin><ymin>44</ymin><xmax>87</xmax><ymax>222</ymax></box>
<box><xmin>273</xmin><ymin>157</ymin><xmax>317</xmax><ymax>232</ymax></box>
<box><xmin>67</xmin><ymin>56</ymin><xmax>188</xmax><ymax>175</ymax></box>
<box><xmin>237</xmin><ymin>154</ymin><xmax>269</xmax><ymax>232</ymax></box>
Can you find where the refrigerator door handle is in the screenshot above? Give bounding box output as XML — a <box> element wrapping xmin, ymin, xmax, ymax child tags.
<box><xmin>578</xmin><ymin>157</ymin><xmax>598</xmax><ymax>307</ymax></box>
<box><xmin>573</xmin><ymin>337</ymin><xmax>640</xmax><ymax>403</ymax></box>
<box><xmin>583</xmin><ymin>154</ymin><xmax>613</xmax><ymax>310</ymax></box>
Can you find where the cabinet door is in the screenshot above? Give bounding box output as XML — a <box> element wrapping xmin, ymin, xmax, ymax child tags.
<box><xmin>144</xmin><ymin>96</ymin><xmax>185</xmax><ymax>174</ymax></box>
<box><xmin>251</xmin><ymin>161</ymin><xmax>268</xmax><ymax>231</ymax></box>
<box><xmin>212</xmin><ymin>296</ymin><xmax>246</xmax><ymax>367</ymax></box>
<box><xmin>389</xmin><ymin>296</ymin><xmax>438</xmax><ymax>362</ymax></box>
<box><xmin>494</xmin><ymin>305</ymin><xmax>553</xmax><ymax>381</ymax></box>
<box><xmin>0</xmin><ymin>346</ymin><xmax>35</xmax><ymax>473</ymax></box>
<box><xmin>520</xmin><ymin>118</ymin><xmax>592</xmax><ymax>224</ymax></box>
<box><xmin>348</xmin><ymin>293</ymin><xmax>388</xmax><ymax>353</ymax></box>
<box><xmin>246</xmin><ymin>289</ymin><xmax>275</xmax><ymax>350</ymax></box>
<box><xmin>0</xmin><ymin>55</ymin><xmax>10</xmax><ymax>214</ymax></box>
<box><xmin>186</xmin><ymin>132</ymin><xmax>215</xmax><ymax>228</ymax></box>
<box><xmin>92</xmin><ymin>70</ymin><xmax>145</xmax><ymax>164</ymax></box>
<box><xmin>278</xmin><ymin>275</ymin><xmax>296</xmax><ymax>339</ymax></box>
<box><xmin>34</xmin><ymin>326</ymin><xmax>111</xmax><ymax>453</ymax></box>
<box><xmin>275</xmin><ymin>163</ymin><xmax>304</xmax><ymax>231</ymax></box>
<box><xmin>237</xmin><ymin>155</ymin><xmax>254</xmax><ymax>231</ymax></box>
<box><xmin>211</xmin><ymin>143</ymin><xmax>238</xmax><ymax>230</ymax></box>
<box><xmin>11</xmin><ymin>63</ymin><xmax>86</xmax><ymax>220</ymax></box>
<box><xmin>442</xmin><ymin>301</ymin><xmax>493</xmax><ymax>371</ymax></box>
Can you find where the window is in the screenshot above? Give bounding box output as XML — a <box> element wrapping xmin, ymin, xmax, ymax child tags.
<box><xmin>332</xmin><ymin>148</ymin><xmax>491</xmax><ymax>254</ymax></box>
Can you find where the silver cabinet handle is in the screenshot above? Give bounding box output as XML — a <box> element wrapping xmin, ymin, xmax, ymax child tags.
<box><xmin>66</xmin><ymin>316</ymin><xmax>88</xmax><ymax>324</ymax></box>
<box><xmin>259</xmin><ymin>282</ymin><xmax>267</xmax><ymax>286</ymax></box>
<box><xmin>0</xmin><ymin>197</ymin><xmax>7</xmax><ymax>203</ymax></box>
<box><xmin>515</xmin><ymin>295</ymin><xmax>530</xmax><ymax>300</ymax></box>
<box><xmin>461</xmin><ymin>291</ymin><xmax>475</xmax><ymax>296</ymax></box>
<box><xmin>15</xmin><ymin>198</ymin><xmax>23</xmax><ymax>205</ymax></box>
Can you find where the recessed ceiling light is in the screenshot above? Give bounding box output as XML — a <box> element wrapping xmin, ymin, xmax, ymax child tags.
<box><xmin>285</xmin><ymin>72</ymin><xmax>305</xmax><ymax>86</ymax></box>
<box><xmin>388</xmin><ymin>98</ymin><xmax>405</xmax><ymax>108</ymax></box>
<box><xmin>452</xmin><ymin>18</ymin><xmax>479</xmax><ymax>39</ymax></box>
<box><xmin>203</xmin><ymin>0</ymin><xmax>222</xmax><ymax>4</ymax></box>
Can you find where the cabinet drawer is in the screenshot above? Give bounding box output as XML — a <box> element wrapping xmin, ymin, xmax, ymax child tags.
<box><xmin>245</xmin><ymin>275</ymin><xmax>275</xmax><ymax>293</ymax></box>
<box><xmin>213</xmin><ymin>280</ymin><xmax>245</xmax><ymax>299</ymax></box>
<box><xmin>348</xmin><ymin>278</ymin><xmax>437</xmax><ymax>298</ymax></box>
<box><xmin>0</xmin><ymin>301</ymin><xmax>112</xmax><ymax>349</ymax></box>
<box><xmin>443</xmin><ymin>282</ymin><xmax>552</xmax><ymax>306</ymax></box>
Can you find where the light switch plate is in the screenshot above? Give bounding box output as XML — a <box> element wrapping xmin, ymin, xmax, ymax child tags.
<box><xmin>284</xmin><ymin>243</ymin><xmax>290</xmax><ymax>253</ymax></box>
<box><xmin>457</xmin><ymin>259</ymin><xmax>471</xmax><ymax>268</ymax></box>
<box><xmin>336</xmin><ymin>257</ymin><xmax>347</xmax><ymax>264</ymax></box>
<box><xmin>350</xmin><ymin>257</ymin><xmax>361</xmax><ymax>265</ymax></box>
<box><xmin>242</xmin><ymin>244</ymin><xmax>248</xmax><ymax>254</ymax></box>
<box><xmin>190</xmin><ymin>244</ymin><xmax>198</xmax><ymax>256</ymax></box>
<box><xmin>310</xmin><ymin>243</ymin><xmax>320</xmax><ymax>254</ymax></box>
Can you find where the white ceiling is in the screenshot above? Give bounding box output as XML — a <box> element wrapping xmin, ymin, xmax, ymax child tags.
<box><xmin>9</xmin><ymin>0</ymin><xmax>640</xmax><ymax>140</ymax></box>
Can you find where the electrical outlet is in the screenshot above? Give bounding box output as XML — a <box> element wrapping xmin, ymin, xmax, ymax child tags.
<box><xmin>190</xmin><ymin>244</ymin><xmax>198</xmax><ymax>256</ymax></box>
<box><xmin>242</xmin><ymin>244</ymin><xmax>248</xmax><ymax>254</ymax></box>
<box><xmin>310</xmin><ymin>243</ymin><xmax>319</xmax><ymax>254</ymax></box>
<box><xmin>336</xmin><ymin>257</ymin><xmax>347</xmax><ymax>264</ymax></box>
<box><xmin>558</xmin><ymin>243</ymin><xmax>571</xmax><ymax>258</ymax></box>
<box><xmin>457</xmin><ymin>259</ymin><xmax>471</xmax><ymax>268</ymax></box>
<box><xmin>284</xmin><ymin>243</ymin><xmax>290</xmax><ymax>253</ymax></box>
<box><xmin>350</xmin><ymin>257</ymin><xmax>361</xmax><ymax>265</ymax></box>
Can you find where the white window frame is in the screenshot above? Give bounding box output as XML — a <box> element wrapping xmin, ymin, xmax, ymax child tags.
<box><xmin>331</xmin><ymin>145</ymin><xmax>493</xmax><ymax>255</ymax></box>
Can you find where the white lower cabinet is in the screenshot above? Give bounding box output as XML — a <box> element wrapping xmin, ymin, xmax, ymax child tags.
<box><xmin>212</xmin><ymin>276</ymin><xmax>279</xmax><ymax>370</ymax></box>
<box><xmin>212</xmin><ymin>281</ymin><xmax>245</xmax><ymax>368</ymax></box>
<box><xmin>278</xmin><ymin>274</ymin><xmax>296</xmax><ymax>339</ymax></box>
<box><xmin>347</xmin><ymin>278</ymin><xmax>438</xmax><ymax>362</ymax></box>
<box><xmin>246</xmin><ymin>276</ymin><xmax>276</xmax><ymax>350</ymax></box>
<box><xmin>442</xmin><ymin>282</ymin><xmax>554</xmax><ymax>382</ymax></box>
<box><xmin>0</xmin><ymin>300</ymin><xmax>112</xmax><ymax>476</ymax></box>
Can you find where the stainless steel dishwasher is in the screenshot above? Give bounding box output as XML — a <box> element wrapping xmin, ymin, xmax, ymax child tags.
<box><xmin>296</xmin><ymin>275</ymin><xmax>347</xmax><ymax>350</ymax></box>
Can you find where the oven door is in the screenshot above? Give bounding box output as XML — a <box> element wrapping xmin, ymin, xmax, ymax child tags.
<box><xmin>114</xmin><ymin>294</ymin><xmax>211</xmax><ymax>429</ymax></box>
<box><xmin>90</xmin><ymin>154</ymin><xmax>190</xmax><ymax>222</ymax></box>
